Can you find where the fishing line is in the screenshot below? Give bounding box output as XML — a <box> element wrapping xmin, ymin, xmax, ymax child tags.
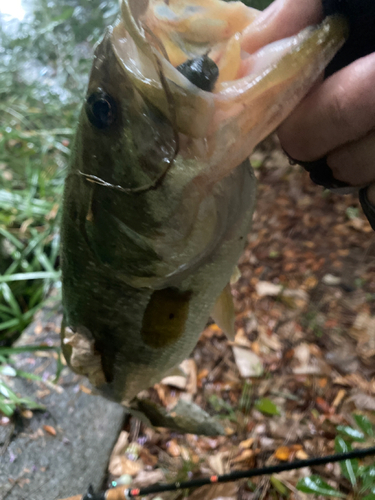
<box><xmin>78</xmin><ymin>12</ymin><xmax>179</xmax><ymax>196</ymax></box>
<box><xmin>60</xmin><ymin>445</ymin><xmax>375</xmax><ymax>499</ymax></box>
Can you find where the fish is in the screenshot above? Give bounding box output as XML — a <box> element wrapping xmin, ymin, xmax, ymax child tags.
<box><xmin>60</xmin><ymin>0</ymin><xmax>346</xmax><ymax>425</ymax></box>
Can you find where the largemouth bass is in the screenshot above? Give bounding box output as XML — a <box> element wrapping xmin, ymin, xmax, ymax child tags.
<box><xmin>61</xmin><ymin>0</ymin><xmax>346</xmax><ymax>411</ymax></box>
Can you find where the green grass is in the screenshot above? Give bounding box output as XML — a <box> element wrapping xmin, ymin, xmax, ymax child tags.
<box><xmin>0</xmin><ymin>0</ymin><xmax>118</xmax><ymax>414</ymax></box>
<box><xmin>0</xmin><ymin>0</ymin><xmax>119</xmax><ymax>344</ymax></box>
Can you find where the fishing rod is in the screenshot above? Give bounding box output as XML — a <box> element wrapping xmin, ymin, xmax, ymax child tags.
<box><xmin>59</xmin><ymin>445</ymin><xmax>375</xmax><ymax>500</ymax></box>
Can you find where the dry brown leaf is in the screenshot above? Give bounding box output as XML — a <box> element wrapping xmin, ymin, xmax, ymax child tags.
<box><xmin>109</xmin><ymin>456</ymin><xmax>143</xmax><ymax>477</ymax></box>
<box><xmin>252</xmin><ymin>341</ymin><xmax>261</xmax><ymax>355</ymax></box>
<box><xmin>334</xmin><ymin>373</ymin><xmax>375</xmax><ymax>394</ymax></box>
<box><xmin>43</xmin><ymin>425</ymin><xmax>56</xmax><ymax>436</ymax></box>
<box><xmin>239</xmin><ymin>438</ymin><xmax>254</xmax><ymax>449</ymax></box>
<box><xmin>231</xmin><ymin>449</ymin><xmax>254</xmax><ymax>464</ymax></box>
<box><xmin>318</xmin><ymin>378</ymin><xmax>328</xmax><ymax>388</ymax></box>
<box><xmin>182</xmin><ymin>359</ymin><xmax>198</xmax><ymax>395</ymax></box>
<box><xmin>256</xmin><ymin>281</ymin><xmax>282</xmax><ymax>297</ymax></box>
<box><xmin>34</xmin><ymin>323</ymin><xmax>43</xmax><ymax>335</ymax></box>
<box><xmin>79</xmin><ymin>384</ymin><xmax>92</xmax><ymax>394</ymax></box>
<box><xmin>208</xmin><ymin>452</ymin><xmax>230</xmax><ymax>475</ymax></box>
<box><xmin>303</xmin><ymin>275</ymin><xmax>318</xmax><ymax>289</ymax></box>
<box><xmin>36</xmin><ymin>389</ymin><xmax>50</xmax><ymax>399</ymax></box>
<box><xmin>167</xmin><ymin>439</ymin><xmax>181</xmax><ymax>457</ymax></box>
<box><xmin>232</xmin><ymin>346</ymin><xmax>263</xmax><ymax>378</ymax></box>
<box><xmin>274</xmin><ymin>446</ymin><xmax>290</xmax><ymax>461</ymax></box>
<box><xmin>139</xmin><ymin>447</ymin><xmax>158</xmax><ymax>467</ymax></box>
<box><xmin>295</xmin><ymin>449</ymin><xmax>309</xmax><ymax>460</ymax></box>
<box><xmin>234</xmin><ymin>327</ymin><xmax>252</xmax><ymax>348</ymax></box>
<box><xmin>187</xmin><ymin>483</ymin><xmax>237</xmax><ymax>500</ymax></box>
<box><xmin>197</xmin><ymin>369</ymin><xmax>209</xmax><ymax>384</ymax></box>
<box><xmin>154</xmin><ymin>384</ymin><xmax>179</xmax><ymax>407</ymax></box>
<box><xmin>111</xmin><ymin>431</ymin><xmax>129</xmax><ymax>457</ymax></box>
<box><xmin>161</xmin><ymin>375</ymin><xmax>187</xmax><ymax>390</ymax></box>
<box><xmin>132</xmin><ymin>469</ymin><xmax>165</xmax><ymax>488</ymax></box>
<box><xmin>350</xmin><ymin>392</ymin><xmax>375</xmax><ymax>411</ymax></box>
<box><xmin>332</xmin><ymin>389</ymin><xmax>346</xmax><ymax>408</ymax></box>
<box><xmin>21</xmin><ymin>410</ymin><xmax>33</xmax><ymax>419</ymax></box>
<box><xmin>315</xmin><ymin>397</ymin><xmax>332</xmax><ymax>414</ymax></box>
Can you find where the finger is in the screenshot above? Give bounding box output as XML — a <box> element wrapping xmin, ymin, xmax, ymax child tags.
<box><xmin>327</xmin><ymin>130</ymin><xmax>375</xmax><ymax>186</ymax></box>
<box><xmin>278</xmin><ymin>51</ymin><xmax>375</xmax><ymax>161</ymax></box>
<box><xmin>242</xmin><ymin>0</ymin><xmax>323</xmax><ymax>54</ymax></box>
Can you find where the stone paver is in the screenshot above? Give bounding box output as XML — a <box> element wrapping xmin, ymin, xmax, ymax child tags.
<box><xmin>0</xmin><ymin>308</ymin><xmax>125</xmax><ymax>500</ymax></box>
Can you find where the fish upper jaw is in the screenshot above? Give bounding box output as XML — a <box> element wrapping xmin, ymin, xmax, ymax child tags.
<box><xmin>109</xmin><ymin>0</ymin><xmax>347</xmax><ymax>185</ymax></box>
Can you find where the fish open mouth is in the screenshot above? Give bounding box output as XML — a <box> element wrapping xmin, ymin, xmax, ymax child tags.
<box><xmin>111</xmin><ymin>0</ymin><xmax>347</xmax><ymax>183</ymax></box>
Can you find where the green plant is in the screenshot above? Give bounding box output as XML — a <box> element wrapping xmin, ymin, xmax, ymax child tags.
<box><xmin>297</xmin><ymin>415</ymin><xmax>375</xmax><ymax>499</ymax></box>
<box><xmin>0</xmin><ymin>0</ymin><xmax>119</xmax><ymax>416</ymax></box>
<box><xmin>0</xmin><ymin>1</ymin><xmax>119</xmax><ymax>348</ymax></box>
<box><xmin>0</xmin><ymin>344</ymin><xmax>57</xmax><ymax>416</ymax></box>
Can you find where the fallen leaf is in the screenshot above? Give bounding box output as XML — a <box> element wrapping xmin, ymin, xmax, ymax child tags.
<box><xmin>322</xmin><ymin>274</ymin><xmax>341</xmax><ymax>286</ymax></box>
<box><xmin>132</xmin><ymin>469</ymin><xmax>165</xmax><ymax>488</ymax></box>
<box><xmin>256</xmin><ymin>281</ymin><xmax>282</xmax><ymax>297</ymax></box>
<box><xmin>182</xmin><ymin>359</ymin><xmax>197</xmax><ymax>395</ymax></box>
<box><xmin>208</xmin><ymin>452</ymin><xmax>230</xmax><ymax>475</ymax></box>
<box><xmin>21</xmin><ymin>410</ymin><xmax>33</xmax><ymax>419</ymax></box>
<box><xmin>255</xmin><ymin>398</ymin><xmax>280</xmax><ymax>416</ymax></box>
<box><xmin>239</xmin><ymin>438</ymin><xmax>254</xmax><ymax>449</ymax></box>
<box><xmin>234</xmin><ymin>328</ymin><xmax>252</xmax><ymax>348</ymax></box>
<box><xmin>166</xmin><ymin>439</ymin><xmax>181</xmax><ymax>457</ymax></box>
<box><xmin>43</xmin><ymin>425</ymin><xmax>56</xmax><ymax>436</ymax></box>
<box><xmin>232</xmin><ymin>346</ymin><xmax>263</xmax><ymax>378</ymax></box>
<box><xmin>274</xmin><ymin>446</ymin><xmax>290</xmax><ymax>461</ymax></box>
<box><xmin>315</xmin><ymin>397</ymin><xmax>331</xmax><ymax>414</ymax></box>
<box><xmin>197</xmin><ymin>369</ymin><xmax>209</xmax><ymax>384</ymax></box>
<box><xmin>295</xmin><ymin>449</ymin><xmax>309</xmax><ymax>460</ymax></box>
<box><xmin>79</xmin><ymin>384</ymin><xmax>92</xmax><ymax>394</ymax></box>
<box><xmin>139</xmin><ymin>447</ymin><xmax>158</xmax><ymax>467</ymax></box>
<box><xmin>231</xmin><ymin>449</ymin><xmax>254</xmax><ymax>464</ymax></box>
<box><xmin>111</xmin><ymin>431</ymin><xmax>129</xmax><ymax>457</ymax></box>
<box><xmin>332</xmin><ymin>389</ymin><xmax>346</xmax><ymax>408</ymax></box>
<box><xmin>109</xmin><ymin>456</ymin><xmax>143</xmax><ymax>477</ymax></box>
<box><xmin>318</xmin><ymin>378</ymin><xmax>328</xmax><ymax>388</ymax></box>
<box><xmin>350</xmin><ymin>393</ymin><xmax>375</xmax><ymax>411</ymax></box>
<box><xmin>161</xmin><ymin>375</ymin><xmax>187</xmax><ymax>390</ymax></box>
<box><xmin>186</xmin><ymin>483</ymin><xmax>237</xmax><ymax>500</ymax></box>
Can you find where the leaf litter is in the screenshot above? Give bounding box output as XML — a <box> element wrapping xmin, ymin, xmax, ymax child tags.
<box><xmin>105</xmin><ymin>135</ymin><xmax>375</xmax><ymax>499</ymax></box>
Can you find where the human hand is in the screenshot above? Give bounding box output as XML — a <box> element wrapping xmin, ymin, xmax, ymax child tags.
<box><xmin>254</xmin><ymin>0</ymin><xmax>375</xmax><ymax>215</ymax></box>
<box><xmin>278</xmin><ymin>51</ymin><xmax>375</xmax><ymax>203</ymax></box>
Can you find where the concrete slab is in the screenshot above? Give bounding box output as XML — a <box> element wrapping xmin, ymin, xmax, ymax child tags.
<box><xmin>0</xmin><ymin>307</ymin><xmax>125</xmax><ymax>500</ymax></box>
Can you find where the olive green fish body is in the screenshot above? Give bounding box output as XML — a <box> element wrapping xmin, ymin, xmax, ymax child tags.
<box><xmin>62</xmin><ymin>131</ymin><xmax>256</xmax><ymax>402</ymax></box>
<box><xmin>61</xmin><ymin>0</ymin><xmax>347</xmax><ymax>405</ymax></box>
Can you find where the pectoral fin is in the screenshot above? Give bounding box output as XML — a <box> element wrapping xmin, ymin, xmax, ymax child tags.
<box><xmin>211</xmin><ymin>283</ymin><xmax>235</xmax><ymax>340</ymax></box>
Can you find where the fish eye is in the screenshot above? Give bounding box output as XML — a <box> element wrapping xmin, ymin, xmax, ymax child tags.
<box><xmin>85</xmin><ymin>91</ymin><xmax>117</xmax><ymax>129</ymax></box>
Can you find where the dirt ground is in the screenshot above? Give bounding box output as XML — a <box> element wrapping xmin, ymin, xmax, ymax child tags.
<box><xmin>105</xmin><ymin>136</ymin><xmax>375</xmax><ymax>500</ymax></box>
